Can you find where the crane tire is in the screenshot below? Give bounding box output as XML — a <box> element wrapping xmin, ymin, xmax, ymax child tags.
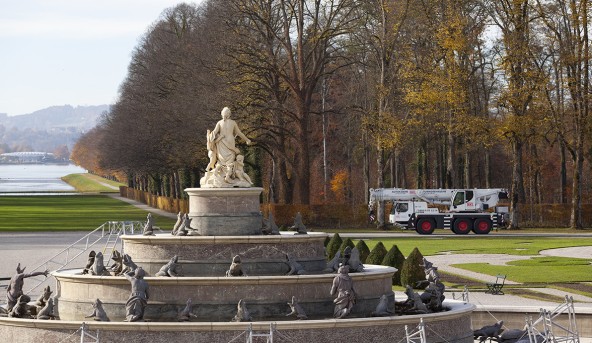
<box><xmin>472</xmin><ymin>218</ymin><xmax>492</xmax><ymax>234</ymax></box>
<box><xmin>416</xmin><ymin>218</ymin><xmax>436</xmax><ymax>235</ymax></box>
<box><xmin>452</xmin><ymin>218</ymin><xmax>472</xmax><ymax>234</ymax></box>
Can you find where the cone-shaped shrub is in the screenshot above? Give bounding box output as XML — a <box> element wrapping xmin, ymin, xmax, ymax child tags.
<box><xmin>366</xmin><ymin>242</ymin><xmax>387</xmax><ymax>265</ymax></box>
<box><xmin>381</xmin><ymin>245</ymin><xmax>406</xmax><ymax>286</ymax></box>
<box><xmin>400</xmin><ymin>247</ymin><xmax>426</xmax><ymax>289</ymax></box>
<box><xmin>325</xmin><ymin>233</ymin><xmax>343</xmax><ymax>260</ymax></box>
<box><xmin>339</xmin><ymin>238</ymin><xmax>355</xmax><ymax>255</ymax></box>
<box><xmin>324</xmin><ymin>235</ymin><xmax>331</xmax><ymax>247</ymax></box>
<box><xmin>355</xmin><ymin>240</ymin><xmax>370</xmax><ymax>263</ymax></box>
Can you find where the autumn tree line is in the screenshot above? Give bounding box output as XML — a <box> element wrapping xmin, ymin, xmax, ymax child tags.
<box><xmin>71</xmin><ymin>0</ymin><xmax>591</xmax><ymax>229</ymax></box>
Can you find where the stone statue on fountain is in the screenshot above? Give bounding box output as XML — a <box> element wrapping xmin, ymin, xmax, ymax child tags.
<box><xmin>201</xmin><ymin>107</ymin><xmax>253</xmax><ymax>188</ymax></box>
<box><xmin>124</xmin><ymin>267</ymin><xmax>149</xmax><ymax>322</ymax></box>
<box><xmin>6</xmin><ymin>263</ymin><xmax>49</xmax><ymax>311</ymax></box>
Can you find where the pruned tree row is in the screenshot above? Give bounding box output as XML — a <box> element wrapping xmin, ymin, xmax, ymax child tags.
<box><xmin>72</xmin><ymin>0</ymin><xmax>592</xmax><ymax>228</ymax></box>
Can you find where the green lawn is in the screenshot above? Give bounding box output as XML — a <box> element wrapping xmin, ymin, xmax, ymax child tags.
<box><xmin>358</xmin><ymin>237</ymin><xmax>592</xmax><ymax>284</ymax></box>
<box><xmin>0</xmin><ymin>195</ymin><xmax>176</xmax><ymax>231</ymax></box>
<box><xmin>454</xmin><ymin>256</ymin><xmax>592</xmax><ymax>283</ymax></box>
<box><xmin>361</xmin><ymin>236</ymin><xmax>592</xmax><ymax>256</ymax></box>
<box><xmin>61</xmin><ymin>173</ymin><xmax>124</xmax><ymax>193</ymax></box>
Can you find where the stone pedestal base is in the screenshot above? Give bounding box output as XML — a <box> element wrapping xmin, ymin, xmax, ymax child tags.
<box><xmin>185</xmin><ymin>187</ymin><xmax>263</xmax><ymax>236</ymax></box>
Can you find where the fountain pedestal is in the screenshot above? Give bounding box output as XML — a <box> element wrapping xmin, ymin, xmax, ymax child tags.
<box><xmin>185</xmin><ymin>187</ymin><xmax>263</xmax><ymax>236</ymax></box>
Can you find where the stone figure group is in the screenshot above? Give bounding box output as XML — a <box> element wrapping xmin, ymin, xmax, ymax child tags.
<box><xmin>397</xmin><ymin>258</ymin><xmax>446</xmax><ymax>315</ymax></box>
<box><xmin>2</xmin><ymin>264</ymin><xmax>55</xmax><ymax>319</ymax></box>
<box><xmin>201</xmin><ymin>107</ymin><xmax>254</xmax><ymax>188</ymax></box>
<box><xmin>6</xmin><ymin>263</ymin><xmax>49</xmax><ymax>312</ymax></box>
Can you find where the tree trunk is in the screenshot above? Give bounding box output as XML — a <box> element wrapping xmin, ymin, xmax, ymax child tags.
<box><xmin>445</xmin><ymin>131</ymin><xmax>455</xmax><ymax>188</ymax></box>
<box><xmin>508</xmin><ymin>139</ymin><xmax>524</xmax><ymax>229</ymax></box>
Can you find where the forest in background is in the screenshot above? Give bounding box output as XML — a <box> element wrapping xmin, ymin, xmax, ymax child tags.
<box><xmin>71</xmin><ymin>0</ymin><xmax>592</xmax><ymax>229</ymax></box>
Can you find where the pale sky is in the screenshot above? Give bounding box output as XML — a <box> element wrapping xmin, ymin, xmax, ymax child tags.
<box><xmin>0</xmin><ymin>0</ymin><xmax>202</xmax><ymax>116</ymax></box>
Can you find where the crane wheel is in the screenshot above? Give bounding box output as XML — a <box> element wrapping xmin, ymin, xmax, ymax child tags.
<box><xmin>452</xmin><ymin>218</ymin><xmax>472</xmax><ymax>234</ymax></box>
<box><xmin>416</xmin><ymin>218</ymin><xmax>436</xmax><ymax>235</ymax></box>
<box><xmin>472</xmin><ymin>218</ymin><xmax>492</xmax><ymax>234</ymax></box>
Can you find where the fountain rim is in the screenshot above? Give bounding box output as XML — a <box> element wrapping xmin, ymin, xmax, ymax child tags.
<box><xmin>51</xmin><ymin>265</ymin><xmax>397</xmax><ymax>284</ymax></box>
<box><xmin>0</xmin><ymin>300</ymin><xmax>475</xmax><ymax>330</ymax></box>
<box><xmin>121</xmin><ymin>231</ymin><xmax>328</xmax><ymax>244</ymax></box>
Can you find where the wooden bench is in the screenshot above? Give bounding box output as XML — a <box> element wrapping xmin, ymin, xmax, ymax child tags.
<box><xmin>485</xmin><ymin>274</ymin><xmax>506</xmax><ymax>295</ymax></box>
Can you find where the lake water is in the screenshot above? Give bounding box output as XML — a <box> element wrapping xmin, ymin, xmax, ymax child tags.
<box><xmin>0</xmin><ymin>164</ymin><xmax>87</xmax><ymax>193</ymax></box>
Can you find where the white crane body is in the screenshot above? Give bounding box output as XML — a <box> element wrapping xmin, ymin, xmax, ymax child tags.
<box><xmin>368</xmin><ymin>188</ymin><xmax>509</xmax><ymax>235</ymax></box>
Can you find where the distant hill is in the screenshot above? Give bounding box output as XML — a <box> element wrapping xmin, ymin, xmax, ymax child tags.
<box><xmin>0</xmin><ymin>105</ymin><xmax>110</xmax><ymax>153</ymax></box>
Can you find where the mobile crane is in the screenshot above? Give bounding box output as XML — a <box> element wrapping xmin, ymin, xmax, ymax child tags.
<box><xmin>368</xmin><ymin>188</ymin><xmax>509</xmax><ymax>235</ymax></box>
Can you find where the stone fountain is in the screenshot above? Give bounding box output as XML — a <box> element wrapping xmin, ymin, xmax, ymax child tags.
<box><xmin>0</xmin><ymin>107</ymin><xmax>475</xmax><ymax>342</ymax></box>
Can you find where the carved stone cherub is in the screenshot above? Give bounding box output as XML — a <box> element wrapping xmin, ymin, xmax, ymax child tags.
<box><xmin>155</xmin><ymin>255</ymin><xmax>183</xmax><ymax>277</ymax></box>
<box><xmin>226</xmin><ymin>255</ymin><xmax>246</xmax><ymax>277</ymax></box>
<box><xmin>85</xmin><ymin>298</ymin><xmax>110</xmax><ymax>321</ymax></box>
<box><xmin>231</xmin><ymin>299</ymin><xmax>252</xmax><ymax>322</ymax></box>
<box><xmin>286</xmin><ymin>296</ymin><xmax>307</xmax><ymax>320</ymax></box>
<box><xmin>232</xmin><ymin>155</ymin><xmax>253</xmax><ymax>185</ymax></box>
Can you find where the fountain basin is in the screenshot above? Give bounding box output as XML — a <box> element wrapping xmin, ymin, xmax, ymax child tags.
<box><xmin>0</xmin><ymin>301</ymin><xmax>475</xmax><ymax>343</ymax></box>
<box><xmin>53</xmin><ymin>265</ymin><xmax>396</xmax><ymax>321</ymax></box>
<box><xmin>122</xmin><ymin>232</ymin><xmax>328</xmax><ymax>276</ymax></box>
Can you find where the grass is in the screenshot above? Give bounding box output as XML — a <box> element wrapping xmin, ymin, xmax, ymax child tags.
<box><xmin>454</xmin><ymin>257</ymin><xmax>592</xmax><ymax>283</ymax></box>
<box><xmin>61</xmin><ymin>173</ymin><xmax>124</xmax><ymax>193</ymax></box>
<box><xmin>360</xmin><ymin>236</ymin><xmax>592</xmax><ymax>256</ymax></box>
<box><xmin>0</xmin><ymin>195</ymin><xmax>176</xmax><ymax>231</ymax></box>
<box><xmin>356</xmin><ymin>237</ymin><xmax>592</xmax><ymax>288</ymax></box>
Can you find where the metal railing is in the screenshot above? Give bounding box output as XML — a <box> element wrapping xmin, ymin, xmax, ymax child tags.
<box><xmin>21</xmin><ymin>221</ymin><xmax>145</xmax><ymax>295</ymax></box>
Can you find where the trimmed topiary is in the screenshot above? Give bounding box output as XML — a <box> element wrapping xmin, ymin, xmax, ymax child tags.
<box><xmin>339</xmin><ymin>238</ymin><xmax>355</xmax><ymax>255</ymax></box>
<box><xmin>366</xmin><ymin>242</ymin><xmax>387</xmax><ymax>265</ymax></box>
<box><xmin>355</xmin><ymin>240</ymin><xmax>370</xmax><ymax>263</ymax></box>
<box><xmin>400</xmin><ymin>247</ymin><xmax>426</xmax><ymax>289</ymax></box>
<box><xmin>325</xmin><ymin>233</ymin><xmax>343</xmax><ymax>260</ymax></box>
<box><xmin>324</xmin><ymin>235</ymin><xmax>331</xmax><ymax>247</ymax></box>
<box><xmin>381</xmin><ymin>245</ymin><xmax>406</xmax><ymax>286</ymax></box>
